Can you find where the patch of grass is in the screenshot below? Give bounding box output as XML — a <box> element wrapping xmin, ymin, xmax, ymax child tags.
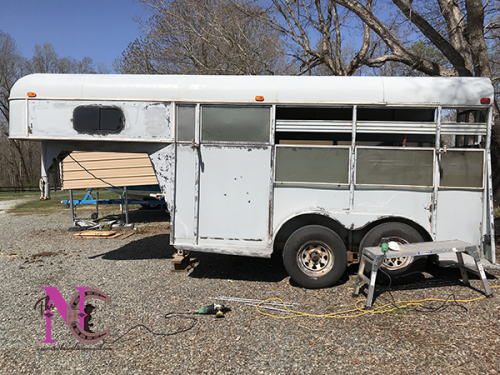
<box><xmin>389</xmin><ymin>305</ymin><xmax>415</xmax><ymax>318</ymax></box>
<box><xmin>494</xmin><ymin>207</ymin><xmax>500</xmax><ymax>218</ymax></box>
<box><xmin>7</xmin><ymin>189</ymin><xmax>137</xmax><ymax>215</ymax></box>
<box><xmin>0</xmin><ymin>191</ymin><xmax>41</xmax><ymax>200</ymax></box>
<box><xmin>8</xmin><ymin>197</ymin><xmax>66</xmax><ymax>214</ymax></box>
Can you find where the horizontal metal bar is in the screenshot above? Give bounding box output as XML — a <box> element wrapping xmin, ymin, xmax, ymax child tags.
<box><xmin>277</xmin><ymin>119</ymin><xmax>438</xmax><ymax>134</ymax></box>
<box><xmin>274</xmin><ymin>182</ymin><xmax>349</xmax><ymax>188</ymax></box>
<box><xmin>61</xmin><ymin>199</ymin><xmax>165</xmax><ymax>206</ymax></box>
<box><xmin>277</xmin><ymin>119</ymin><xmax>488</xmax><ymax>136</ymax></box>
<box><xmin>358</xmin><ymin>274</ymin><xmax>370</xmax><ymax>284</ymax></box>
<box><xmin>276</xmin><ymin>119</ymin><xmax>351</xmax><ymax>133</ymax></box>
<box><xmin>356</xmin><ymin>121</ymin><xmax>436</xmax><ymax>134</ymax></box>
<box><xmin>441</xmin><ymin>122</ymin><xmax>487</xmax><ymax>135</ymax></box>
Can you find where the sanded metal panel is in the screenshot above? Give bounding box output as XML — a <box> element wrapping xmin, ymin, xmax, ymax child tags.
<box><xmin>148</xmin><ymin>144</ymin><xmax>175</xmax><ymax>213</ymax></box>
<box><xmin>173</xmin><ymin>145</ymin><xmax>198</xmax><ymax>243</ymax></box>
<box><xmin>273</xmin><ymin>187</ymin><xmax>350</xmax><ymax>229</ymax></box>
<box><xmin>62</xmin><ymin>152</ymin><xmax>158</xmax><ymax>190</ymax></box>
<box><xmin>436</xmin><ymin>190</ymin><xmax>483</xmax><ymax>248</ymax></box>
<box><xmin>354</xmin><ymin>189</ymin><xmax>433</xmax><ymax>233</ymax></box>
<box><xmin>198</xmin><ymin>146</ymin><xmax>271</xmax><ymax>245</ymax></box>
<box><xmin>28</xmin><ymin>100</ymin><xmax>172</xmax><ymax>141</ymax></box>
<box><xmin>273</xmin><ymin>187</ymin><xmax>431</xmax><ymax>235</ymax></box>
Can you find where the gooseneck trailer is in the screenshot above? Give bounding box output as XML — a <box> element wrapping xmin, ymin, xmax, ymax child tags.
<box><xmin>9</xmin><ymin>74</ymin><xmax>495</xmax><ymax>288</ymax></box>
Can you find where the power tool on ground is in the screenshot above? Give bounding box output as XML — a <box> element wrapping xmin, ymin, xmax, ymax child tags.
<box><xmin>198</xmin><ymin>303</ymin><xmax>231</xmax><ymax>318</ymax></box>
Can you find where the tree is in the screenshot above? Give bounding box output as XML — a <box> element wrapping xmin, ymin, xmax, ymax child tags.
<box><xmin>115</xmin><ymin>0</ymin><xmax>293</xmax><ymax>75</ymax></box>
<box><xmin>0</xmin><ymin>30</ymin><xmax>39</xmax><ymax>187</ymax></box>
<box><xmin>29</xmin><ymin>42</ymin><xmax>103</xmax><ymax>74</ymax></box>
<box><xmin>246</xmin><ymin>0</ymin><xmax>500</xmax><ymax>198</ymax></box>
<box><xmin>0</xmin><ymin>32</ymin><xmax>107</xmax><ymax>188</ymax></box>
<box><xmin>238</xmin><ymin>0</ymin><xmax>377</xmax><ymax>76</ymax></box>
<box><xmin>369</xmin><ymin>39</ymin><xmax>450</xmax><ymax>77</ymax></box>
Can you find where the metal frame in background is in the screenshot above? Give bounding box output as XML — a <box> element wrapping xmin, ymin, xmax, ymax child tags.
<box><xmin>62</xmin><ymin>188</ymin><xmax>166</xmax><ymax>226</ymax></box>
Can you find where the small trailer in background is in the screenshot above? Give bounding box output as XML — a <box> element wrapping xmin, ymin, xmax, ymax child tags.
<box><xmin>9</xmin><ymin>74</ymin><xmax>495</xmax><ymax>288</ymax></box>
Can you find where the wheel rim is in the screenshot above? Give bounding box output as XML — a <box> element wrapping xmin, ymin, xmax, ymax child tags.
<box><xmin>296</xmin><ymin>241</ymin><xmax>334</xmax><ymax>278</ymax></box>
<box><xmin>381</xmin><ymin>236</ymin><xmax>413</xmax><ymax>271</ymax></box>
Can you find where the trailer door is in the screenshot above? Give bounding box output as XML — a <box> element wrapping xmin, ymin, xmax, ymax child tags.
<box><xmin>197</xmin><ymin>106</ymin><xmax>272</xmax><ymax>251</ymax></box>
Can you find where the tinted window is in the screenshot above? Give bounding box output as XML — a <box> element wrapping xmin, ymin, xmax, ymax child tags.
<box><xmin>74</xmin><ymin>106</ymin><xmax>123</xmax><ymax>133</ymax></box>
<box><xmin>356</xmin><ymin>148</ymin><xmax>434</xmax><ymax>187</ymax></box>
<box><xmin>202</xmin><ymin>106</ymin><xmax>270</xmax><ymax>143</ymax></box>
<box><xmin>177</xmin><ymin>105</ymin><xmax>196</xmax><ymax>142</ymax></box>
<box><xmin>440</xmin><ymin>150</ymin><xmax>484</xmax><ymax>188</ymax></box>
<box><xmin>275</xmin><ymin>146</ymin><xmax>349</xmax><ymax>185</ymax></box>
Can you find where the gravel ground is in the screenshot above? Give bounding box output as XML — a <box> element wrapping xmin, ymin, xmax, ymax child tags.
<box><xmin>1</xmin><ymin>205</ymin><xmax>500</xmax><ymax>374</ymax></box>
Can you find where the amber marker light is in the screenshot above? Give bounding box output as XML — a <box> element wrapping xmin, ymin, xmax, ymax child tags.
<box><xmin>27</xmin><ymin>92</ymin><xmax>37</xmax><ymax>97</ymax></box>
<box><xmin>480</xmin><ymin>98</ymin><xmax>491</xmax><ymax>104</ymax></box>
<box><xmin>255</xmin><ymin>95</ymin><xmax>264</xmax><ymax>102</ymax></box>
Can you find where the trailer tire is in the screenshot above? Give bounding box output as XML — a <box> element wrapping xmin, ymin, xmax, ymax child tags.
<box><xmin>283</xmin><ymin>225</ymin><xmax>347</xmax><ymax>289</ymax></box>
<box><xmin>359</xmin><ymin>222</ymin><xmax>427</xmax><ymax>285</ymax></box>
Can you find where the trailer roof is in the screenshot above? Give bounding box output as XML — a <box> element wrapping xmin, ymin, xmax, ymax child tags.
<box><xmin>10</xmin><ymin>74</ymin><xmax>494</xmax><ymax>107</ymax></box>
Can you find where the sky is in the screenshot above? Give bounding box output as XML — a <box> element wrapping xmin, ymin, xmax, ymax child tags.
<box><xmin>0</xmin><ymin>0</ymin><xmax>145</xmax><ymax>71</ymax></box>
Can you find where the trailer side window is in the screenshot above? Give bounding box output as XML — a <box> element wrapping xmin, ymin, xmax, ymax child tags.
<box><xmin>356</xmin><ymin>148</ymin><xmax>434</xmax><ymax>187</ymax></box>
<box><xmin>439</xmin><ymin>150</ymin><xmax>484</xmax><ymax>188</ymax></box>
<box><xmin>275</xmin><ymin>146</ymin><xmax>349</xmax><ymax>185</ymax></box>
<box><xmin>202</xmin><ymin>106</ymin><xmax>270</xmax><ymax>143</ymax></box>
<box><xmin>177</xmin><ymin>105</ymin><xmax>196</xmax><ymax>142</ymax></box>
<box><xmin>73</xmin><ymin>106</ymin><xmax>123</xmax><ymax>133</ymax></box>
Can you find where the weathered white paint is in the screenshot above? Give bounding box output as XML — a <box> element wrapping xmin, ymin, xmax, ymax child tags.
<box><xmin>273</xmin><ymin>187</ymin><xmax>433</xmax><ymax>235</ymax></box>
<box><xmin>435</xmin><ymin>190</ymin><xmax>484</xmax><ymax>246</ymax></box>
<box><xmin>7</xmin><ymin>74</ymin><xmax>495</xmax><ymax>264</ymax></box>
<box><xmin>197</xmin><ymin>146</ymin><xmax>272</xmax><ymax>247</ymax></box>
<box><xmin>173</xmin><ymin>145</ymin><xmax>198</xmax><ymax>244</ymax></box>
<box><xmin>20</xmin><ymin>100</ymin><xmax>173</xmax><ymax>142</ymax></box>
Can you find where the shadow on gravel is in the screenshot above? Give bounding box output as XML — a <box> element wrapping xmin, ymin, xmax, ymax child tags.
<box><xmin>189</xmin><ymin>252</ymin><xmax>289</xmax><ymax>283</ymax></box>
<box><xmin>189</xmin><ymin>253</ymin><xmax>356</xmax><ymax>287</ymax></box>
<box><xmin>358</xmin><ymin>261</ymin><xmax>499</xmax><ymax>304</ymax></box>
<box><xmin>90</xmin><ymin>234</ymin><xmax>358</xmax><ymax>286</ymax></box>
<box><xmin>88</xmin><ymin>234</ymin><xmax>175</xmax><ymax>260</ymax></box>
<box><xmin>101</xmin><ymin>209</ymin><xmax>170</xmax><ymax>224</ymax></box>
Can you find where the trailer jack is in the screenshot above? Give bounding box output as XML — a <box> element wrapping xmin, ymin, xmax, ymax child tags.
<box><xmin>171</xmin><ymin>249</ymin><xmax>192</xmax><ymax>272</ymax></box>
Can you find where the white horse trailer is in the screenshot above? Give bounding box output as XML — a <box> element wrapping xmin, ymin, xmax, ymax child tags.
<box><xmin>9</xmin><ymin>74</ymin><xmax>495</xmax><ymax>288</ymax></box>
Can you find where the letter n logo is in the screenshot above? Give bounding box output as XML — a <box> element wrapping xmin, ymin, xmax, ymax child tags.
<box><xmin>40</xmin><ymin>287</ymin><xmax>111</xmax><ymax>344</ymax></box>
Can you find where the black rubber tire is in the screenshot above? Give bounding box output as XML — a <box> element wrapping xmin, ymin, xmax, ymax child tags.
<box><xmin>283</xmin><ymin>225</ymin><xmax>347</xmax><ymax>289</ymax></box>
<box><xmin>359</xmin><ymin>222</ymin><xmax>427</xmax><ymax>285</ymax></box>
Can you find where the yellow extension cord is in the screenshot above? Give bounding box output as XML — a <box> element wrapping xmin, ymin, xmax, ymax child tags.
<box><xmin>256</xmin><ymin>285</ymin><xmax>500</xmax><ymax>319</ymax></box>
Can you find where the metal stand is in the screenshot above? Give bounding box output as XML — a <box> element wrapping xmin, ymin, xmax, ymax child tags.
<box><xmin>69</xmin><ymin>189</ymin><xmax>75</xmax><ymax>227</ymax></box>
<box><xmin>352</xmin><ymin>240</ymin><xmax>493</xmax><ymax>309</ymax></box>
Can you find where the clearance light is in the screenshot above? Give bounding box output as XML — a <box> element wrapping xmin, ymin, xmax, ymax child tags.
<box><xmin>480</xmin><ymin>98</ymin><xmax>491</xmax><ymax>104</ymax></box>
<box><xmin>27</xmin><ymin>92</ymin><xmax>37</xmax><ymax>97</ymax></box>
<box><xmin>255</xmin><ymin>96</ymin><xmax>264</xmax><ymax>102</ymax></box>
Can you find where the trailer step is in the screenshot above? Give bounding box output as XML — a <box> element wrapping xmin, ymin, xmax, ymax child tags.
<box><xmin>352</xmin><ymin>240</ymin><xmax>493</xmax><ymax>309</ymax></box>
